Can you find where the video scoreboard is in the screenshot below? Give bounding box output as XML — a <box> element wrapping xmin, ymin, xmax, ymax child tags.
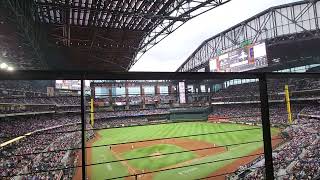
<box><xmin>209</xmin><ymin>42</ymin><xmax>268</xmax><ymax>72</ymax></box>
<box><xmin>56</xmin><ymin>80</ymin><xmax>81</xmax><ymax>90</ymax></box>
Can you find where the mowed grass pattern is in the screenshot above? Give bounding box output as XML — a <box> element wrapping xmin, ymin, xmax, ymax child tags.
<box><xmin>90</xmin><ymin>122</ymin><xmax>279</xmax><ymax>180</ymax></box>
<box><xmin>122</xmin><ymin>144</ymin><xmax>197</xmax><ymax>170</ymax></box>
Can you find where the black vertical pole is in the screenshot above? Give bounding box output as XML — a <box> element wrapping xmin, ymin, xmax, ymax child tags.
<box><xmin>258</xmin><ymin>74</ymin><xmax>274</xmax><ymax>180</ymax></box>
<box><xmin>81</xmin><ymin>79</ymin><xmax>86</xmax><ymax>180</ymax></box>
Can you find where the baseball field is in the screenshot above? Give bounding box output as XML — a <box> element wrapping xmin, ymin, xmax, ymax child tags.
<box><xmin>81</xmin><ymin>121</ymin><xmax>282</xmax><ymax>180</ymax></box>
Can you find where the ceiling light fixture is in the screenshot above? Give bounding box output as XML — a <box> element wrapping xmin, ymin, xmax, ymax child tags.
<box><xmin>0</xmin><ymin>63</ymin><xmax>8</xmax><ymax>69</ymax></box>
<box><xmin>7</xmin><ymin>66</ymin><xmax>14</xmax><ymax>71</ymax></box>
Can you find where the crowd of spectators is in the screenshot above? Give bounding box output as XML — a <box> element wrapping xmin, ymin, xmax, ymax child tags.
<box><xmin>242</xmin><ymin>118</ymin><xmax>320</xmax><ymax>179</ymax></box>
<box><xmin>94</xmin><ymin>109</ymin><xmax>169</xmax><ymax>119</ymax></box>
<box><xmin>207</xmin><ymin>78</ymin><xmax>320</xmax><ymax>179</ymax></box>
<box><xmin>158</xmin><ymin>104</ymin><xmax>171</xmax><ymax>108</ymax></box>
<box><xmin>96</xmin><ymin>95</ymin><xmax>175</xmax><ymax>106</ymax></box>
<box><xmin>0</xmin><ymin>105</ymin><xmax>55</xmax><ymax>114</ymax></box>
<box><xmin>0</xmin><ymin>96</ymin><xmax>80</xmax><ymax>106</ymax></box>
<box><xmin>144</xmin><ymin>96</ymin><xmax>157</xmax><ymax>104</ymax></box>
<box><xmin>0</xmin><ymin>114</ymin><xmax>80</xmax><ymax>143</ymax></box>
<box><xmin>158</xmin><ymin>95</ymin><xmax>175</xmax><ymax>103</ymax></box>
<box><xmin>127</xmin><ymin>105</ymin><xmax>140</xmax><ymax>111</ymax></box>
<box><xmin>0</xmin><ymin>105</ymin><xmax>84</xmax><ymax>115</ymax></box>
<box><xmin>0</xmin><ymin>92</ymin><xmax>176</xmax><ymax>116</ymax></box>
<box><xmin>290</xmin><ymin>138</ymin><xmax>320</xmax><ymax>179</ymax></box>
<box><xmin>0</xmin><ymin>81</ymin><xmax>48</xmax><ymax>95</ymax></box>
<box><xmin>0</xmin><ymin>124</ymin><xmax>82</xmax><ymax>179</ymax></box>
<box><xmin>94</xmin><ymin>117</ymin><xmax>149</xmax><ymax>128</ymax></box>
<box><xmin>0</xmin><ymin>109</ymin><xmax>97</xmax><ymax>180</ymax></box>
<box><xmin>211</xmin><ymin>78</ymin><xmax>320</xmax><ymax>103</ymax></box>
<box><xmin>0</xmin><ymin>89</ymin><xmax>45</xmax><ymax>98</ymax></box>
<box><xmin>299</xmin><ymin>105</ymin><xmax>320</xmax><ymax>116</ymax></box>
<box><xmin>291</xmin><ymin>78</ymin><xmax>320</xmax><ymax>91</ymax></box>
<box><xmin>209</xmin><ymin>104</ymin><xmax>305</xmax><ymax>125</ymax></box>
<box><xmin>128</xmin><ymin>96</ymin><xmax>142</xmax><ymax>105</ymax></box>
<box><xmin>212</xmin><ymin>82</ymin><xmax>259</xmax><ymax>99</ymax></box>
<box><xmin>0</xmin><ymin>96</ymin><xmax>82</xmax><ymax>115</ymax></box>
<box><xmin>144</xmin><ymin>95</ymin><xmax>175</xmax><ymax>104</ymax></box>
<box><xmin>226</xmin><ymin>103</ymin><xmax>320</xmax><ymax>180</ymax></box>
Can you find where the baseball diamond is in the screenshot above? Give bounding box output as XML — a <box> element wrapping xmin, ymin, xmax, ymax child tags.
<box><xmin>74</xmin><ymin>122</ymin><xmax>281</xmax><ymax>180</ymax></box>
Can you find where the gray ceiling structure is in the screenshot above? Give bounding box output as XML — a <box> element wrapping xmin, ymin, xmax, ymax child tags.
<box><xmin>1</xmin><ymin>0</ymin><xmax>230</xmax><ymax>71</ymax></box>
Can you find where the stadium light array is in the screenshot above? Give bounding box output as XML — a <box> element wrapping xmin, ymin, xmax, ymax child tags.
<box><xmin>7</xmin><ymin>66</ymin><xmax>14</xmax><ymax>71</ymax></box>
<box><xmin>0</xmin><ymin>62</ymin><xmax>14</xmax><ymax>71</ymax></box>
<box><xmin>0</xmin><ymin>62</ymin><xmax>8</xmax><ymax>69</ymax></box>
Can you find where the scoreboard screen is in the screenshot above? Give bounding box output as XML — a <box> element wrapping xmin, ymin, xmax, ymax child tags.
<box><xmin>209</xmin><ymin>42</ymin><xmax>268</xmax><ymax>72</ymax></box>
<box><xmin>56</xmin><ymin>80</ymin><xmax>81</xmax><ymax>90</ymax></box>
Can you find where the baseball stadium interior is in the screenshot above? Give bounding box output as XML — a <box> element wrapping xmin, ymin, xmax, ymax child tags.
<box><xmin>0</xmin><ymin>0</ymin><xmax>320</xmax><ymax>180</ymax></box>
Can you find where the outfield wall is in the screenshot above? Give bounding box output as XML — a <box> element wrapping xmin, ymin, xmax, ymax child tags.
<box><xmin>170</xmin><ymin>112</ymin><xmax>208</xmax><ymax>121</ymax></box>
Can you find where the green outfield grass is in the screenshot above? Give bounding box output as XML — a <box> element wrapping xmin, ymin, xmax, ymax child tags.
<box><xmin>122</xmin><ymin>144</ymin><xmax>197</xmax><ymax>170</ymax></box>
<box><xmin>89</xmin><ymin>122</ymin><xmax>280</xmax><ymax>180</ymax></box>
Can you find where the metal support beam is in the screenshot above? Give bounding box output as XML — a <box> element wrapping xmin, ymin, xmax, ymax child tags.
<box><xmin>17</xmin><ymin>0</ymin><xmax>231</xmax><ymax>70</ymax></box>
<box><xmin>34</xmin><ymin>1</ymin><xmax>190</xmax><ymax>22</ymax></box>
<box><xmin>258</xmin><ymin>74</ymin><xmax>274</xmax><ymax>180</ymax></box>
<box><xmin>131</xmin><ymin>0</ymin><xmax>231</xmax><ymax>67</ymax></box>
<box><xmin>80</xmin><ymin>79</ymin><xmax>86</xmax><ymax>180</ymax></box>
<box><xmin>177</xmin><ymin>0</ymin><xmax>320</xmax><ymax>72</ymax></box>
